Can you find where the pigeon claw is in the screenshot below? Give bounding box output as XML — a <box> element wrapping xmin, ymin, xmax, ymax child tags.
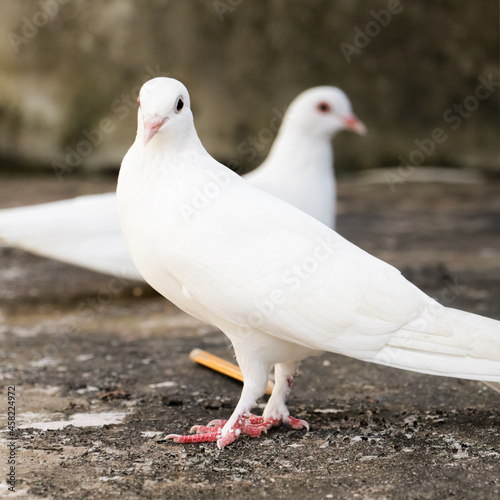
<box><xmin>284</xmin><ymin>415</ymin><xmax>310</xmax><ymax>431</ymax></box>
<box><xmin>165</xmin><ymin>412</ymin><xmax>309</xmax><ymax>447</ymax></box>
<box><xmin>217</xmin><ymin>426</ymin><xmax>241</xmax><ymax>449</ymax></box>
<box><xmin>206</xmin><ymin>419</ymin><xmax>228</xmax><ymax>428</ymax></box>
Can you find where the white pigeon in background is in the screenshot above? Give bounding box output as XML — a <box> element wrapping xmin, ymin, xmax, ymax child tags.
<box><xmin>0</xmin><ymin>87</ymin><xmax>364</xmax><ymax>279</ymax></box>
<box><xmin>244</xmin><ymin>86</ymin><xmax>365</xmax><ymax>228</ymax></box>
<box><xmin>117</xmin><ymin>77</ymin><xmax>500</xmax><ymax>448</ymax></box>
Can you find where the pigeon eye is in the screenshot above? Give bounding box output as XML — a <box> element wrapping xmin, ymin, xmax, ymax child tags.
<box><xmin>137</xmin><ymin>96</ymin><xmax>141</xmax><ymax>107</ymax></box>
<box><xmin>317</xmin><ymin>102</ymin><xmax>331</xmax><ymax>113</ymax></box>
<box><xmin>176</xmin><ymin>98</ymin><xmax>184</xmax><ymax>113</ymax></box>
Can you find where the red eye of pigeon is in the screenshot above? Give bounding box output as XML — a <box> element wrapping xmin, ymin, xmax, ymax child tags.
<box><xmin>317</xmin><ymin>102</ymin><xmax>331</xmax><ymax>113</ymax></box>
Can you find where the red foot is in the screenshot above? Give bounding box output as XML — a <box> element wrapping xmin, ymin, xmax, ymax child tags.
<box><xmin>165</xmin><ymin>413</ymin><xmax>264</xmax><ymax>447</ymax></box>
<box><xmin>165</xmin><ymin>430</ymin><xmax>219</xmax><ymax>444</ymax></box>
<box><xmin>194</xmin><ymin>414</ymin><xmax>268</xmax><ymax>437</ymax></box>
<box><xmin>284</xmin><ymin>415</ymin><xmax>309</xmax><ymax>430</ymax></box>
<box><xmin>165</xmin><ymin>412</ymin><xmax>309</xmax><ymax>448</ymax></box>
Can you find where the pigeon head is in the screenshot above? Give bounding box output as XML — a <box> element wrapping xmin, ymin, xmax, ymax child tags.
<box><xmin>284</xmin><ymin>86</ymin><xmax>366</xmax><ymax>139</ymax></box>
<box><xmin>137</xmin><ymin>77</ymin><xmax>192</xmax><ymax>146</ymax></box>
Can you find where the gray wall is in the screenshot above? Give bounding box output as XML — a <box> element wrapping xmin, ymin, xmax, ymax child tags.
<box><xmin>0</xmin><ymin>0</ymin><xmax>498</xmax><ymax>178</ymax></box>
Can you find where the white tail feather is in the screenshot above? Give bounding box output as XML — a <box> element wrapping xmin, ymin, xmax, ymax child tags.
<box><xmin>0</xmin><ymin>195</ymin><xmax>142</xmax><ymax>280</ymax></box>
<box><xmin>368</xmin><ymin>303</ymin><xmax>500</xmax><ymax>382</ymax></box>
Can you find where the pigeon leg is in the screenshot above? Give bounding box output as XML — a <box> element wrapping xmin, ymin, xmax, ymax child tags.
<box><xmin>215</xmin><ymin>353</ymin><xmax>271</xmax><ymax>447</ymax></box>
<box><xmin>166</xmin><ymin>354</ymin><xmax>271</xmax><ymax>447</ymax></box>
<box><xmin>260</xmin><ymin>360</ymin><xmax>309</xmax><ymax>431</ymax></box>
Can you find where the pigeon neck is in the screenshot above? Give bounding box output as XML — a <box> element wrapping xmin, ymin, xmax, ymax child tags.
<box><xmin>264</xmin><ymin>124</ymin><xmax>334</xmax><ymax>176</ymax></box>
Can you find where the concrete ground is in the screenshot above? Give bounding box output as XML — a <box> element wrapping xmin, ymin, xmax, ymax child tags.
<box><xmin>0</xmin><ymin>171</ymin><xmax>499</xmax><ymax>499</ymax></box>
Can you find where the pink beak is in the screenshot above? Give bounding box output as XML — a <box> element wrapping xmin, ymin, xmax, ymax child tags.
<box><xmin>343</xmin><ymin>114</ymin><xmax>367</xmax><ymax>136</ymax></box>
<box><xmin>143</xmin><ymin>115</ymin><xmax>168</xmax><ymax>145</ymax></box>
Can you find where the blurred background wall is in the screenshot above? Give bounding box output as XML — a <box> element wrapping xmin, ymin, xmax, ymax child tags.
<box><xmin>0</xmin><ymin>0</ymin><xmax>498</xmax><ymax>177</ymax></box>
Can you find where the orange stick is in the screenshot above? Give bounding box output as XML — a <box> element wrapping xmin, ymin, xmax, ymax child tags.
<box><xmin>189</xmin><ymin>348</ymin><xmax>275</xmax><ymax>395</ymax></box>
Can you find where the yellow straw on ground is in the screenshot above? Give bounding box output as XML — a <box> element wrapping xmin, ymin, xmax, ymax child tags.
<box><xmin>189</xmin><ymin>348</ymin><xmax>275</xmax><ymax>395</ymax></box>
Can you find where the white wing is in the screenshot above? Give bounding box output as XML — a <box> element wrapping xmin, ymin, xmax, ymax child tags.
<box><xmin>155</xmin><ymin>174</ymin><xmax>500</xmax><ymax>382</ymax></box>
<box><xmin>164</xmin><ymin>179</ymin><xmax>423</xmax><ymax>353</ymax></box>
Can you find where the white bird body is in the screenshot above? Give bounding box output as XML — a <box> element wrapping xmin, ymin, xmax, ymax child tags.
<box><xmin>117</xmin><ymin>78</ymin><xmax>500</xmax><ymax>447</ymax></box>
<box><xmin>0</xmin><ymin>87</ymin><xmax>363</xmax><ymax>278</ymax></box>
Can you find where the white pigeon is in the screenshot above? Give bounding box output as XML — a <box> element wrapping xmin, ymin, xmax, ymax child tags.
<box><xmin>0</xmin><ymin>87</ymin><xmax>364</xmax><ymax>279</ymax></box>
<box><xmin>243</xmin><ymin>86</ymin><xmax>365</xmax><ymax>228</ymax></box>
<box><xmin>117</xmin><ymin>77</ymin><xmax>500</xmax><ymax>448</ymax></box>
